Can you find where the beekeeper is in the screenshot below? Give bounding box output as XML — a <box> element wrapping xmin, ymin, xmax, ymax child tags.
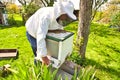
<box><xmin>25</xmin><ymin>1</ymin><xmax>77</xmax><ymax>65</ymax></box>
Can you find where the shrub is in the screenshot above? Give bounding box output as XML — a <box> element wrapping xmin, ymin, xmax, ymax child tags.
<box><xmin>6</xmin><ymin>4</ymin><xmax>20</xmax><ymax>14</ymax></box>
<box><xmin>22</xmin><ymin>3</ymin><xmax>40</xmax><ymax>24</ymax></box>
<box><xmin>7</xmin><ymin>14</ymin><xmax>16</xmax><ymax>25</ymax></box>
<box><xmin>110</xmin><ymin>11</ymin><xmax>120</xmax><ymax>26</ymax></box>
<box><xmin>99</xmin><ymin>4</ymin><xmax>118</xmax><ymax>23</ymax></box>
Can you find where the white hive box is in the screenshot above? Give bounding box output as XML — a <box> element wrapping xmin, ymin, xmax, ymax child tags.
<box><xmin>46</xmin><ymin>30</ymin><xmax>74</xmax><ymax>68</ymax></box>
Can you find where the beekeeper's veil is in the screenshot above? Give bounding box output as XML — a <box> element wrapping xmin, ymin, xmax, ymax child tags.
<box><xmin>53</xmin><ymin>1</ymin><xmax>77</xmax><ymax>20</ymax></box>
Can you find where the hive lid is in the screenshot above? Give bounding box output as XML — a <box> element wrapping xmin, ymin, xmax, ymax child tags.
<box><xmin>0</xmin><ymin>49</ymin><xmax>18</xmax><ymax>59</ymax></box>
<box><xmin>46</xmin><ymin>29</ymin><xmax>74</xmax><ymax>42</ymax></box>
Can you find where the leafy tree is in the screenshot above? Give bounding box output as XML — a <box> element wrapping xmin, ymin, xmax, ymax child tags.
<box><xmin>6</xmin><ymin>4</ymin><xmax>19</xmax><ymax>13</ymax></box>
<box><xmin>18</xmin><ymin>0</ymin><xmax>54</xmax><ymax>24</ymax></box>
<box><xmin>5</xmin><ymin>3</ymin><xmax>20</xmax><ymax>25</ymax></box>
<box><xmin>92</xmin><ymin>0</ymin><xmax>108</xmax><ymax>20</ymax></box>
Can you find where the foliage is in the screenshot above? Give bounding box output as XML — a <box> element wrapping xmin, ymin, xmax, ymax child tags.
<box><xmin>110</xmin><ymin>0</ymin><xmax>120</xmax><ymax>4</ymax></box>
<box><xmin>99</xmin><ymin>0</ymin><xmax>120</xmax><ymax>31</ymax></box>
<box><xmin>110</xmin><ymin>11</ymin><xmax>120</xmax><ymax>26</ymax></box>
<box><xmin>73</xmin><ymin>66</ymin><xmax>96</xmax><ymax>80</ymax></box>
<box><xmin>108</xmin><ymin>0</ymin><xmax>120</xmax><ymax>27</ymax></box>
<box><xmin>99</xmin><ymin>4</ymin><xmax>118</xmax><ymax>23</ymax></box>
<box><xmin>6</xmin><ymin>4</ymin><xmax>20</xmax><ymax>25</ymax></box>
<box><xmin>0</xmin><ymin>60</ymin><xmax>96</xmax><ymax>80</ymax></box>
<box><xmin>11</xmin><ymin>61</ymin><xmax>58</xmax><ymax>80</ymax></box>
<box><xmin>7</xmin><ymin>14</ymin><xmax>23</xmax><ymax>26</ymax></box>
<box><xmin>41</xmin><ymin>0</ymin><xmax>54</xmax><ymax>6</ymax></box>
<box><xmin>17</xmin><ymin>0</ymin><xmax>54</xmax><ymax>24</ymax></box>
<box><xmin>22</xmin><ymin>3</ymin><xmax>39</xmax><ymax>23</ymax></box>
<box><xmin>7</xmin><ymin>14</ymin><xmax>16</xmax><ymax>25</ymax></box>
<box><xmin>25</xmin><ymin>3</ymin><xmax>39</xmax><ymax>17</ymax></box>
<box><xmin>18</xmin><ymin>0</ymin><xmax>41</xmax><ymax>24</ymax></box>
<box><xmin>93</xmin><ymin>11</ymin><xmax>103</xmax><ymax>22</ymax></box>
<box><xmin>92</xmin><ymin>0</ymin><xmax>108</xmax><ymax>20</ymax></box>
<box><xmin>6</xmin><ymin>4</ymin><xmax>20</xmax><ymax>13</ymax></box>
<box><xmin>98</xmin><ymin>0</ymin><xmax>120</xmax><ymax>24</ymax></box>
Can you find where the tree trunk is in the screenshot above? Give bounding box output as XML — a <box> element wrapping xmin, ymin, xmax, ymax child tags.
<box><xmin>77</xmin><ymin>0</ymin><xmax>93</xmax><ymax>58</ymax></box>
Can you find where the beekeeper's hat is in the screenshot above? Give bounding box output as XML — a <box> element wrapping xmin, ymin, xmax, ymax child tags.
<box><xmin>61</xmin><ymin>1</ymin><xmax>77</xmax><ymax>20</ymax></box>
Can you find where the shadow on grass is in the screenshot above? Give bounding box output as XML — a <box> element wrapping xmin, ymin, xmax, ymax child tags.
<box><xmin>79</xmin><ymin>58</ymin><xmax>120</xmax><ymax>79</ymax></box>
<box><xmin>90</xmin><ymin>23</ymin><xmax>120</xmax><ymax>38</ymax></box>
<box><xmin>69</xmin><ymin>52</ymin><xmax>120</xmax><ymax>79</ymax></box>
<box><xmin>90</xmin><ymin>35</ymin><xmax>120</xmax><ymax>62</ymax></box>
<box><xmin>105</xmin><ymin>44</ymin><xmax>120</xmax><ymax>54</ymax></box>
<box><xmin>65</xmin><ymin>22</ymin><xmax>119</xmax><ymax>38</ymax></box>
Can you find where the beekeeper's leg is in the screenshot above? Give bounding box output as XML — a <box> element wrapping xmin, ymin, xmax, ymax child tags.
<box><xmin>26</xmin><ymin>32</ymin><xmax>37</xmax><ymax>64</ymax></box>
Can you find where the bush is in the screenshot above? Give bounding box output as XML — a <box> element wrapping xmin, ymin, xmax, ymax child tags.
<box><xmin>22</xmin><ymin>3</ymin><xmax>40</xmax><ymax>24</ymax></box>
<box><xmin>7</xmin><ymin>14</ymin><xmax>16</xmax><ymax>25</ymax></box>
<box><xmin>110</xmin><ymin>11</ymin><xmax>120</xmax><ymax>26</ymax></box>
<box><xmin>99</xmin><ymin>4</ymin><xmax>118</xmax><ymax>23</ymax></box>
<box><xmin>6</xmin><ymin>4</ymin><xmax>20</xmax><ymax>14</ymax></box>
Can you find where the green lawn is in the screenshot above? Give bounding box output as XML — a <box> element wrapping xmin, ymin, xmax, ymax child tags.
<box><xmin>65</xmin><ymin>22</ymin><xmax>120</xmax><ymax>80</ymax></box>
<box><xmin>0</xmin><ymin>14</ymin><xmax>120</xmax><ymax>80</ymax></box>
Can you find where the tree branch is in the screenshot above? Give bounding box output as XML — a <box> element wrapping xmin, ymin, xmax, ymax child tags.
<box><xmin>91</xmin><ymin>0</ymin><xmax>108</xmax><ymax>20</ymax></box>
<box><xmin>41</xmin><ymin>0</ymin><xmax>47</xmax><ymax>7</ymax></box>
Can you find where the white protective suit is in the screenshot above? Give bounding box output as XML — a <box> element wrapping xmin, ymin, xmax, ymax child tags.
<box><xmin>25</xmin><ymin>1</ymin><xmax>76</xmax><ymax>59</ymax></box>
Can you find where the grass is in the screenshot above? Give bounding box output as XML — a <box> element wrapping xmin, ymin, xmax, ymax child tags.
<box><xmin>86</xmin><ymin>23</ymin><xmax>120</xmax><ymax>80</ymax></box>
<box><xmin>0</xmin><ymin>14</ymin><xmax>120</xmax><ymax>80</ymax></box>
<box><xmin>65</xmin><ymin>22</ymin><xmax>120</xmax><ymax>80</ymax></box>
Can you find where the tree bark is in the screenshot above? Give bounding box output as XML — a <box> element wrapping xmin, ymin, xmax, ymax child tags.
<box><xmin>77</xmin><ymin>0</ymin><xmax>93</xmax><ymax>58</ymax></box>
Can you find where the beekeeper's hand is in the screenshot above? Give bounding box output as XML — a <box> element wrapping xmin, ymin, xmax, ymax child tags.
<box><xmin>42</xmin><ymin>56</ymin><xmax>50</xmax><ymax>65</ymax></box>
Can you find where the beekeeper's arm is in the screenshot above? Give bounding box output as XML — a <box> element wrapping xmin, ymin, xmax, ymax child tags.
<box><xmin>36</xmin><ymin>17</ymin><xmax>50</xmax><ymax>65</ymax></box>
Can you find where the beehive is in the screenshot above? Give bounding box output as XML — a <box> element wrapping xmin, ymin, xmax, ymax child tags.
<box><xmin>46</xmin><ymin>29</ymin><xmax>74</xmax><ymax>68</ymax></box>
